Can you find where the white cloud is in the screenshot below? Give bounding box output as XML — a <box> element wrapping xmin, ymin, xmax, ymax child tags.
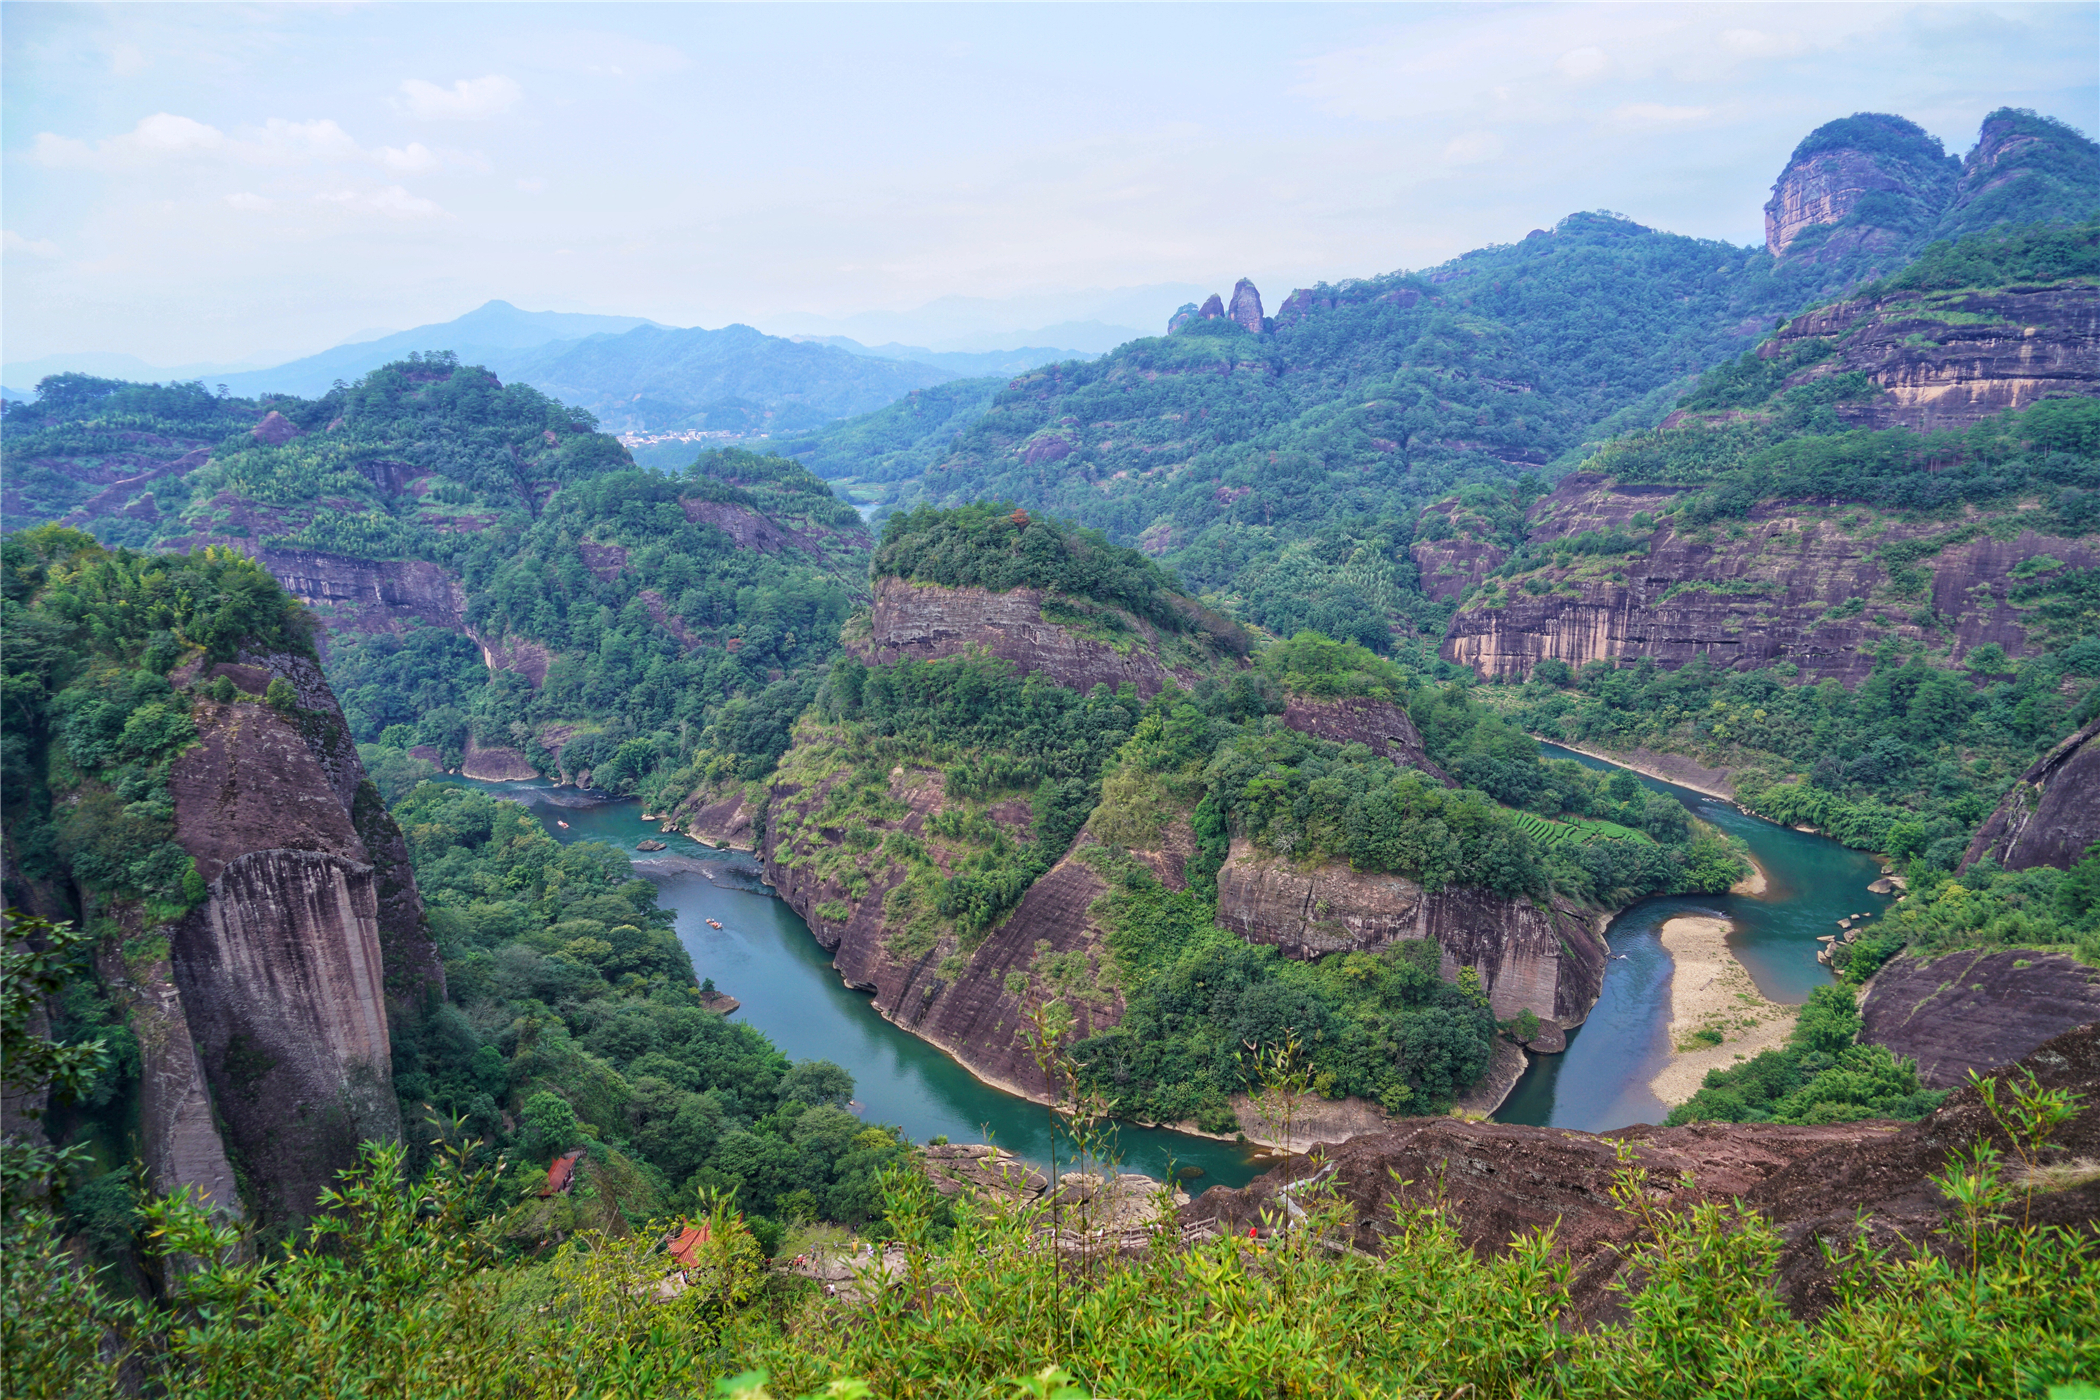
<box><xmin>247</xmin><ymin>117</ymin><xmax>361</xmax><ymax>165</ymax></box>
<box><xmin>225</xmin><ymin>192</ymin><xmax>273</xmax><ymax>211</ymax></box>
<box><xmin>379</xmin><ymin>143</ymin><xmax>440</xmax><ymax>173</ymax></box>
<box><xmin>34</xmin><ymin>113</ymin><xmax>226</xmax><ymax>168</ymax></box>
<box><xmin>398</xmin><ymin>75</ymin><xmax>521</xmax><ymax>121</ymax></box>
<box><xmin>1722</xmin><ymin>29</ymin><xmax>1807</xmax><ymax>60</ymax></box>
<box><xmin>315</xmin><ymin>185</ymin><xmax>444</xmax><ymax>219</ymax></box>
<box><xmin>3</xmin><ymin>230</ymin><xmax>63</xmax><ymax>259</ymax></box>
<box><xmin>1611</xmin><ymin>103</ymin><xmax>1713</xmax><ymax>127</ymax></box>
<box><xmin>1557</xmin><ymin>47</ymin><xmax>1609</xmax><ymax>81</ymax></box>
<box><xmin>111</xmin><ymin>43</ymin><xmax>148</xmax><ymax>77</ymax></box>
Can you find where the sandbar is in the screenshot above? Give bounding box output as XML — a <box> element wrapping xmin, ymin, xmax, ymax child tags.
<box><xmin>1649</xmin><ymin>914</ymin><xmax>1797</xmax><ymax>1106</ymax></box>
<box><xmin>1730</xmin><ymin>851</ymin><xmax>1770</xmax><ymax>897</ymax></box>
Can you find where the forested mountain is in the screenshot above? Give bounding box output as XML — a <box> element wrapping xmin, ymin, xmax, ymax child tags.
<box><xmin>782</xmin><ymin>110</ymin><xmax>2099</xmax><ymax>655</ymax></box>
<box><xmin>0</xmin><ymin>355</ymin><xmax>875</xmax><ymax>809</ymax></box>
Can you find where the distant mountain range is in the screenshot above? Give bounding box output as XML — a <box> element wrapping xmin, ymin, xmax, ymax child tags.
<box><xmin>4</xmin><ymin>299</ymin><xmax>1107</xmax><ymax>436</ymax></box>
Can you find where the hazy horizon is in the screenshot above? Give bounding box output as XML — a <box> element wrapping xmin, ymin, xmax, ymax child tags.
<box><xmin>5</xmin><ymin>2</ymin><xmax>2095</xmax><ymax>372</ymax></box>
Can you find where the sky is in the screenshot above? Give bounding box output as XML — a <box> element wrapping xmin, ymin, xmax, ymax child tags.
<box><xmin>4</xmin><ymin>2</ymin><xmax>2096</xmax><ymax>370</ymax></box>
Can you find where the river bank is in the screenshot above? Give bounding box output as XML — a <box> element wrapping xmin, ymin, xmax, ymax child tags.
<box><xmin>1529</xmin><ymin>738</ymin><xmax>1739</xmax><ymax>802</ymax></box>
<box><xmin>1650</xmin><ymin>914</ymin><xmax>1798</xmax><ymax>1106</ymax></box>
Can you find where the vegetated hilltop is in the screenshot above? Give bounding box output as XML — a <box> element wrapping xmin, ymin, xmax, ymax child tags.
<box><xmin>674</xmin><ymin>506</ymin><xmax>1749</xmax><ymax>1132</ymax></box>
<box><xmin>0</xmin><ymin>528</ymin><xmax>442</xmax><ymax>1224</ymax></box>
<box><xmin>781</xmin><ymin>110</ymin><xmax>2099</xmax><ymax>657</ymax></box>
<box><xmin>0</xmin><ymin>355</ymin><xmax>874</xmax><ymax>810</ymax></box>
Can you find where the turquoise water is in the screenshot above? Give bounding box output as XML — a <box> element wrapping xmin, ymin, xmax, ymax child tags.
<box><xmin>1495</xmin><ymin>745</ymin><xmax>1895</xmax><ymax>1132</ymax></box>
<box><xmin>449</xmin><ymin>779</ymin><xmax>1263</xmax><ymax>1192</ymax></box>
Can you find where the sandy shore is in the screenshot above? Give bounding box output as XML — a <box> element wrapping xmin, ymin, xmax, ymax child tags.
<box><xmin>1649</xmin><ymin>915</ymin><xmax>1797</xmax><ymax>1106</ymax></box>
<box><xmin>1730</xmin><ymin>851</ymin><xmax>1770</xmax><ymax>897</ymax></box>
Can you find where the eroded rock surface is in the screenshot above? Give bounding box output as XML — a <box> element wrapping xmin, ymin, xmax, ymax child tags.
<box><xmin>1860</xmin><ymin>948</ymin><xmax>2100</xmax><ymax>1087</ymax></box>
<box><xmin>1961</xmin><ymin>715</ymin><xmax>2100</xmax><ymax>872</ymax></box>
<box><xmin>257</xmin><ymin>547</ymin><xmax>468</xmax><ymax>638</ymax></box>
<box><xmin>1189</xmin><ymin>1022</ymin><xmax>2100</xmax><ymax>1322</ymax></box>
<box><xmin>1279</xmin><ymin>695</ymin><xmax>1451</xmax><ymax>784</ymax></box>
<box><xmin>1212</xmin><ymin>838</ymin><xmax>1607</xmax><ymax>1028</ymax></box>
<box><xmin>854</xmin><ymin>577</ymin><xmax>1198</xmax><ymax>699</ymax></box>
<box><xmin>1437</xmin><ymin>473</ymin><xmax>2097</xmax><ymax>684</ymax></box>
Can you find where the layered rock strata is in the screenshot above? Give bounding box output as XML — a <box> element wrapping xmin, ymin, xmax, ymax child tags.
<box><xmin>1860</xmin><ymin>948</ymin><xmax>2100</xmax><ymax>1088</ymax></box>
<box><xmin>1212</xmin><ymin>838</ymin><xmax>1608</xmax><ymax>1029</ymax></box>
<box><xmin>1436</xmin><ymin>473</ymin><xmax>2097</xmax><ymax>684</ymax></box>
<box><xmin>255</xmin><ymin>547</ymin><xmax>467</xmax><ymax>637</ymax></box>
<box><xmin>1755</xmin><ymin>284</ymin><xmax>2100</xmax><ymax>433</ymax></box>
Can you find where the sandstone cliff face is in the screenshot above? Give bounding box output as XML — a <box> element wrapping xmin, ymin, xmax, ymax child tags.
<box><xmin>1227</xmin><ymin>279</ymin><xmax>1265</xmax><ymax>334</ymax></box>
<box><xmin>1859</xmin><ymin>948</ymin><xmax>2100</xmax><ymax>1089</ymax></box>
<box><xmin>1762</xmin><ymin>115</ymin><xmax>1958</xmax><ymax>266</ymax></box>
<box><xmin>758</xmin><ymin>756</ymin><xmax>1120</xmax><ymax>1099</ymax></box>
<box><xmin>1212</xmin><ymin>838</ymin><xmax>1607</xmax><ymax>1030</ymax></box>
<box><xmin>255</xmin><ymin>547</ymin><xmax>467</xmax><ymax>637</ymax></box>
<box><xmin>1754</xmin><ymin>284</ymin><xmax>2100</xmax><ymax>433</ymax></box>
<box><xmin>159</xmin><ymin>653</ymin><xmax>440</xmax><ymax>1220</ymax></box>
<box><xmin>854</xmin><ymin>577</ymin><xmax>1202</xmax><ymax>699</ymax></box>
<box><xmin>1436</xmin><ymin>473</ymin><xmax>2097</xmax><ymax>685</ymax></box>
<box><xmin>1278</xmin><ymin>696</ymin><xmax>1452</xmax><ymax>784</ymax></box>
<box><xmin>1961</xmin><ymin>715</ymin><xmax>2100</xmax><ymax>872</ymax></box>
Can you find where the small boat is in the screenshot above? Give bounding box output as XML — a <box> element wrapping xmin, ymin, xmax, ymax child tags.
<box><xmin>556</xmin><ymin>820</ymin><xmax>569</xmax><ymax>829</ymax></box>
<box><xmin>707</xmin><ymin>919</ymin><xmax>723</xmax><ymax>929</ymax></box>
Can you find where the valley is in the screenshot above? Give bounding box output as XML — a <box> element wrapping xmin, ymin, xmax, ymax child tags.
<box><xmin>5</xmin><ymin>98</ymin><xmax>2098</xmax><ymax>1400</ymax></box>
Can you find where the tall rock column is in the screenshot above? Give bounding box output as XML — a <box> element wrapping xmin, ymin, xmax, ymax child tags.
<box><xmin>1228</xmin><ymin>279</ymin><xmax>1264</xmax><ymax>334</ymax></box>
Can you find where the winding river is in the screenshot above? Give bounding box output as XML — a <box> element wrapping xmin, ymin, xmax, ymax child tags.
<box><xmin>456</xmin><ymin>743</ymin><xmax>1892</xmax><ymax>1189</ymax></box>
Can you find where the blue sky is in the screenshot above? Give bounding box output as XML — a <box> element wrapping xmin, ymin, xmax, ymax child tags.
<box><xmin>4</xmin><ymin>2</ymin><xmax>2095</xmax><ymax>368</ymax></box>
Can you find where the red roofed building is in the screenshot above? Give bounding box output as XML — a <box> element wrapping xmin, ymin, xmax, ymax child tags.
<box><xmin>667</xmin><ymin>1222</ymin><xmax>712</xmax><ymax>1268</ymax></box>
<box><xmin>540</xmin><ymin>1149</ymin><xmax>585</xmax><ymax>1197</ymax></box>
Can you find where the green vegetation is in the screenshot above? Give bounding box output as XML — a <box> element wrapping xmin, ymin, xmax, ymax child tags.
<box><xmin>7</xmin><ymin>1065</ymin><xmax>2092</xmax><ymax>1399</ymax></box>
<box><xmin>0</xmin><ymin>528</ymin><xmax>310</xmax><ymax>911</ymax></box>
<box><xmin>381</xmin><ymin>783</ymin><xmax>914</xmax><ymax>1246</ymax></box>
<box><xmin>3</xmin><ymin>362</ymin><xmax>876</xmax><ymax>805</ymax></box>
<box><xmin>1507</xmin><ymin>644</ymin><xmax>2100</xmax><ymax>872</ymax></box>
<box><xmin>1837</xmin><ymin>846</ymin><xmax>2100</xmax><ymax>981</ymax></box>
<box><xmin>775</xmin><ymin>377</ymin><xmax>1005</xmax><ymax>485</ymax></box>
<box><xmin>1863</xmin><ymin>219</ymin><xmax>2100</xmax><ymax>295</ymax></box>
<box><xmin>1668</xmin><ymin>985</ymin><xmax>1945</xmax><ymax>1125</ymax></box>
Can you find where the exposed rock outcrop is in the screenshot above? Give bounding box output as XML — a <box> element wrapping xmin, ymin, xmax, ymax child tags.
<box><xmin>1187</xmin><ymin>1021</ymin><xmax>2100</xmax><ymax>1322</ymax></box>
<box><xmin>1436</xmin><ymin>473</ymin><xmax>2098</xmax><ymax>684</ymax></box>
<box><xmin>1212</xmin><ymin>838</ymin><xmax>1607</xmax><ymax>1029</ymax></box>
<box><xmin>161</xmin><ymin>653</ymin><xmax>440</xmax><ymax>1220</ymax></box>
<box><xmin>1860</xmin><ymin>948</ymin><xmax>2100</xmax><ymax>1087</ymax></box>
<box><xmin>1960</xmin><ymin>715</ymin><xmax>2100</xmax><ymax>872</ymax></box>
<box><xmin>760</xmin><ymin>757</ymin><xmax>1119</xmax><ymax>1100</ymax></box>
<box><xmin>1762</xmin><ymin>114</ymin><xmax>1958</xmax><ymax>266</ymax></box>
<box><xmin>853</xmin><ymin>577</ymin><xmax>1200</xmax><ymax>699</ymax></box>
<box><xmin>1227</xmin><ymin>279</ymin><xmax>1264</xmax><ymax>334</ymax></box>
<box><xmin>461</xmin><ymin>736</ymin><xmax>539</xmax><ymax>782</ymax></box>
<box><xmin>256</xmin><ymin>547</ymin><xmax>467</xmax><ymax>636</ymax></box>
<box><xmin>1278</xmin><ymin>695</ymin><xmax>1451</xmax><ymax>784</ymax></box>
<box><xmin>1939</xmin><ymin>107</ymin><xmax>2100</xmax><ymax>241</ymax></box>
<box><xmin>1751</xmin><ymin>283</ymin><xmax>2100</xmax><ymax>433</ymax></box>
<box><xmin>1198</xmin><ymin>294</ymin><xmax>1225</xmax><ymax>320</ymax></box>
<box><xmin>251</xmin><ymin>410</ymin><xmax>303</xmax><ymax>446</ymax></box>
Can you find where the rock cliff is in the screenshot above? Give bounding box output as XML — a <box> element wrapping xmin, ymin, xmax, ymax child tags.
<box><xmin>1212</xmin><ymin>838</ymin><xmax>1607</xmax><ymax>1030</ymax></box>
<box><xmin>1227</xmin><ymin>279</ymin><xmax>1265</xmax><ymax>334</ymax></box>
<box><xmin>255</xmin><ymin>547</ymin><xmax>467</xmax><ymax>637</ymax></box>
<box><xmin>1959</xmin><ymin>714</ymin><xmax>2100</xmax><ymax>872</ymax></box>
<box><xmin>1749</xmin><ymin>283</ymin><xmax>2100</xmax><ymax>433</ymax></box>
<box><xmin>1762</xmin><ymin>114</ymin><xmax>1959</xmax><ymax>267</ymax></box>
<box><xmin>852</xmin><ymin>577</ymin><xmax>1205</xmax><ymax>699</ymax></box>
<box><xmin>1278</xmin><ymin>695</ymin><xmax>1451</xmax><ymax>784</ymax></box>
<box><xmin>757</xmin><ymin>751</ymin><xmax>1121</xmax><ymax>1100</ymax></box>
<box><xmin>1859</xmin><ymin>948</ymin><xmax>2100</xmax><ymax>1089</ymax></box>
<box><xmin>159</xmin><ymin>651</ymin><xmax>441</xmax><ymax>1220</ymax></box>
<box><xmin>1188</xmin><ymin>1021</ymin><xmax>2100</xmax><ymax>1322</ymax></box>
<box><xmin>1435</xmin><ymin>473</ymin><xmax>2098</xmax><ymax>685</ymax></box>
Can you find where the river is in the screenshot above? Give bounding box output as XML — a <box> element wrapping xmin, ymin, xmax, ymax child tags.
<box><xmin>450</xmin><ymin>778</ymin><xmax>1265</xmax><ymax>1192</ymax></box>
<box><xmin>453</xmin><ymin>741</ymin><xmax>1891</xmax><ymax>1184</ymax></box>
<box><xmin>1495</xmin><ymin>744</ymin><xmax>1896</xmax><ymax>1131</ymax></box>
